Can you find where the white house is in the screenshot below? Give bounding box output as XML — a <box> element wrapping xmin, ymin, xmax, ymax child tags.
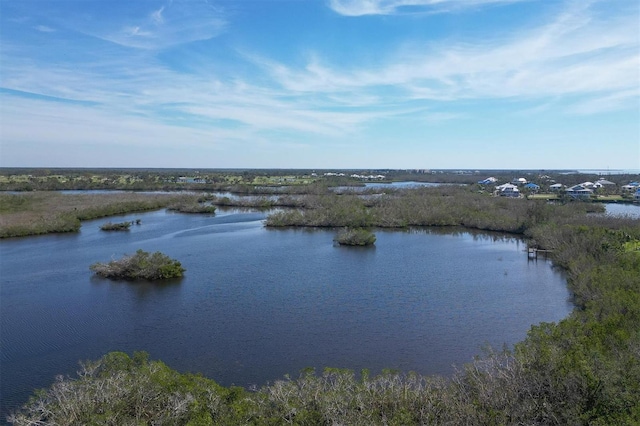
<box><xmin>594</xmin><ymin>179</ymin><xmax>616</xmax><ymax>188</ymax></box>
<box><xmin>511</xmin><ymin>177</ymin><xmax>527</xmax><ymax>185</ymax></box>
<box><xmin>478</xmin><ymin>177</ymin><xmax>497</xmax><ymax>185</ymax></box>
<box><xmin>566</xmin><ymin>184</ymin><xmax>593</xmax><ymax>198</ymax></box>
<box><xmin>496</xmin><ymin>183</ymin><xmax>520</xmax><ymax>197</ymax></box>
<box><xmin>550</xmin><ymin>183</ymin><xmax>564</xmax><ymax>191</ymax></box>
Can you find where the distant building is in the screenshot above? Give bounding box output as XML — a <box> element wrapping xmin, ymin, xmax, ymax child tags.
<box><xmin>566</xmin><ymin>184</ymin><xmax>593</xmax><ymax>198</ymax></box>
<box><xmin>594</xmin><ymin>179</ymin><xmax>616</xmax><ymax>188</ymax></box>
<box><xmin>549</xmin><ymin>183</ymin><xmax>564</xmax><ymax>191</ymax></box>
<box><xmin>511</xmin><ymin>177</ymin><xmax>527</xmax><ymax>185</ymax></box>
<box><xmin>478</xmin><ymin>177</ymin><xmax>497</xmax><ymax>185</ymax></box>
<box><xmin>524</xmin><ymin>183</ymin><xmax>540</xmax><ymax>192</ymax></box>
<box><xmin>496</xmin><ymin>183</ymin><xmax>520</xmax><ymax>197</ymax></box>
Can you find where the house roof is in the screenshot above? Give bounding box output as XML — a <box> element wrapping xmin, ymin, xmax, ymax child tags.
<box><xmin>567</xmin><ymin>185</ymin><xmax>593</xmax><ymax>192</ymax></box>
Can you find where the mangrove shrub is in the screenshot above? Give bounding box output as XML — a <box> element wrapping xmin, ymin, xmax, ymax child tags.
<box><xmin>90</xmin><ymin>249</ymin><xmax>185</xmax><ymax>280</ymax></box>
<box><xmin>335</xmin><ymin>227</ymin><xmax>376</xmax><ymax>246</ymax></box>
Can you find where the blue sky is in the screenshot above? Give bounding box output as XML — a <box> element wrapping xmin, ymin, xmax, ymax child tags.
<box><xmin>1</xmin><ymin>0</ymin><xmax>638</xmax><ymax>170</ymax></box>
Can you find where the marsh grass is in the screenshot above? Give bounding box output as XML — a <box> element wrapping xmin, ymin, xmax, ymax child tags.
<box><xmin>100</xmin><ymin>221</ymin><xmax>133</xmax><ymax>231</ymax></box>
<box><xmin>167</xmin><ymin>202</ymin><xmax>217</xmax><ymax>214</ymax></box>
<box><xmin>0</xmin><ymin>192</ymin><xmax>191</xmax><ymax>238</ymax></box>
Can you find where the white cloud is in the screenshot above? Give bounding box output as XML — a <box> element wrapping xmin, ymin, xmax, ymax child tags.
<box><xmin>60</xmin><ymin>0</ymin><xmax>226</xmax><ymax>50</ymax></box>
<box><xmin>1</xmin><ymin>0</ymin><xmax>638</xmax><ymax>169</ymax></box>
<box><xmin>151</xmin><ymin>6</ymin><xmax>165</xmax><ymax>25</ymax></box>
<box><xmin>328</xmin><ymin>0</ymin><xmax>532</xmax><ymax>16</ymax></box>
<box><xmin>263</xmin><ymin>1</ymin><xmax>639</xmax><ymax>114</ymax></box>
<box><xmin>35</xmin><ymin>25</ymin><xmax>55</xmax><ymax>32</ymax></box>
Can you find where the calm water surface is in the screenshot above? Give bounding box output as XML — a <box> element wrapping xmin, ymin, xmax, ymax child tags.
<box><xmin>0</xmin><ymin>208</ymin><xmax>571</xmax><ymax>418</ymax></box>
<box><xmin>604</xmin><ymin>202</ymin><xmax>640</xmax><ymax>218</ymax></box>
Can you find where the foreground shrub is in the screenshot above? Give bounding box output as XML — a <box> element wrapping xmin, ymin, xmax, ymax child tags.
<box><xmin>7</xmin><ymin>352</ymin><xmax>237</xmax><ymax>426</ymax></box>
<box><xmin>335</xmin><ymin>227</ymin><xmax>376</xmax><ymax>246</ymax></box>
<box><xmin>90</xmin><ymin>250</ymin><xmax>185</xmax><ymax>280</ymax></box>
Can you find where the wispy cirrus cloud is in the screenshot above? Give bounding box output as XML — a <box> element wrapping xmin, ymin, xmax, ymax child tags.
<box><xmin>25</xmin><ymin>0</ymin><xmax>226</xmax><ymax>50</ymax></box>
<box><xmin>328</xmin><ymin>0</ymin><xmax>532</xmax><ymax>16</ymax></box>
<box><xmin>34</xmin><ymin>25</ymin><xmax>56</xmax><ymax>33</ymax></box>
<box><xmin>100</xmin><ymin>1</ymin><xmax>226</xmax><ymax>50</ymax></box>
<box><xmin>260</xmin><ymin>0</ymin><xmax>639</xmax><ymax>115</ymax></box>
<box><xmin>1</xmin><ymin>0</ymin><xmax>638</xmax><ymax>169</ymax></box>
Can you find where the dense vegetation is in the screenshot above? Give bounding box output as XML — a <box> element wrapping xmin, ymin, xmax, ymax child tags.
<box><xmin>334</xmin><ymin>227</ymin><xmax>376</xmax><ymax>246</ymax></box>
<box><xmin>265</xmin><ymin>186</ymin><xmax>605</xmax><ymax>233</ymax></box>
<box><xmin>100</xmin><ymin>221</ymin><xmax>134</xmax><ymax>231</ymax></box>
<box><xmin>9</xmin><ymin>184</ymin><xmax>640</xmax><ymax>424</ymax></box>
<box><xmin>0</xmin><ymin>192</ymin><xmax>211</xmax><ymax>238</ymax></box>
<box><xmin>2</xmin><ymin>167</ymin><xmax>637</xmax><ymax>196</ymax></box>
<box><xmin>90</xmin><ymin>249</ymin><xmax>185</xmax><ymax>280</ymax></box>
<box><xmin>167</xmin><ymin>201</ymin><xmax>217</xmax><ymax>214</ymax></box>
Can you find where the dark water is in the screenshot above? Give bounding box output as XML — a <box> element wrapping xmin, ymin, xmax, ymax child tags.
<box><xmin>0</xmin><ymin>208</ymin><xmax>571</xmax><ymax>419</ymax></box>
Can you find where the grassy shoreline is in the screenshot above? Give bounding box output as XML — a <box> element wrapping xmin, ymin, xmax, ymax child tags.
<box><xmin>0</xmin><ymin>192</ymin><xmax>209</xmax><ymax>238</ymax></box>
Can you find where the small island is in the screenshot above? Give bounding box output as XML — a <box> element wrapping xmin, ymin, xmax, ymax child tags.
<box><xmin>90</xmin><ymin>249</ymin><xmax>185</xmax><ymax>280</ymax></box>
<box><xmin>100</xmin><ymin>221</ymin><xmax>132</xmax><ymax>231</ymax></box>
<box><xmin>335</xmin><ymin>227</ymin><xmax>376</xmax><ymax>246</ymax></box>
<box><xmin>167</xmin><ymin>202</ymin><xmax>216</xmax><ymax>214</ymax></box>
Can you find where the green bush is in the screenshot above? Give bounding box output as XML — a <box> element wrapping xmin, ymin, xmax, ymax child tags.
<box><xmin>99</xmin><ymin>221</ymin><xmax>132</xmax><ymax>231</ymax></box>
<box><xmin>90</xmin><ymin>249</ymin><xmax>185</xmax><ymax>280</ymax></box>
<box><xmin>335</xmin><ymin>227</ymin><xmax>376</xmax><ymax>246</ymax></box>
<box><xmin>167</xmin><ymin>202</ymin><xmax>217</xmax><ymax>214</ymax></box>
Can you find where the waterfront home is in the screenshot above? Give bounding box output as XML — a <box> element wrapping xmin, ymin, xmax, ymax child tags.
<box><xmin>622</xmin><ymin>182</ymin><xmax>640</xmax><ymax>192</ymax></box>
<box><xmin>594</xmin><ymin>179</ymin><xmax>616</xmax><ymax>188</ymax></box>
<box><xmin>496</xmin><ymin>183</ymin><xmax>520</xmax><ymax>197</ymax></box>
<box><xmin>478</xmin><ymin>177</ymin><xmax>497</xmax><ymax>185</ymax></box>
<box><xmin>550</xmin><ymin>183</ymin><xmax>564</xmax><ymax>191</ymax></box>
<box><xmin>524</xmin><ymin>183</ymin><xmax>540</xmax><ymax>192</ymax></box>
<box><xmin>566</xmin><ymin>184</ymin><xmax>593</xmax><ymax>198</ymax></box>
<box><xmin>593</xmin><ymin>179</ymin><xmax>616</xmax><ymax>194</ymax></box>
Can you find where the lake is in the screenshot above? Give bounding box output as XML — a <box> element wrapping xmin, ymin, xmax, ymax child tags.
<box><xmin>0</xmin><ymin>208</ymin><xmax>572</xmax><ymax>419</ymax></box>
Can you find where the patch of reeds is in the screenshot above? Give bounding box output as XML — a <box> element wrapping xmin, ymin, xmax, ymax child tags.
<box><xmin>100</xmin><ymin>221</ymin><xmax>132</xmax><ymax>231</ymax></box>
<box><xmin>167</xmin><ymin>202</ymin><xmax>217</xmax><ymax>214</ymax></box>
